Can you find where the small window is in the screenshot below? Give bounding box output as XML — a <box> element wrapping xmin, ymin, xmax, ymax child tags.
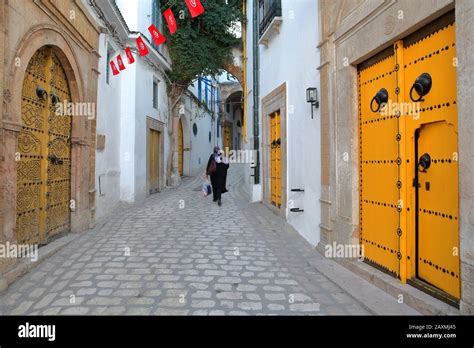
<box><xmin>106</xmin><ymin>43</ymin><xmax>115</xmax><ymax>85</ymax></box>
<box><xmin>259</xmin><ymin>0</ymin><xmax>282</xmax><ymax>37</ymax></box>
<box><xmin>153</xmin><ymin>80</ymin><xmax>158</xmax><ymax>109</ymax></box>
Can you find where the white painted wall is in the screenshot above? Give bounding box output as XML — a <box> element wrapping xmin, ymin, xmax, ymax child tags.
<box><xmin>182</xmin><ymin>79</ymin><xmax>220</xmax><ymax>176</ymax></box>
<box><xmin>133</xmin><ymin>58</ymin><xmax>169</xmax><ymax>202</ymax></box>
<box><xmin>91</xmin><ymin>0</ymin><xmax>171</xmax><ymax>214</ymax></box>
<box><xmin>246</xmin><ymin>0</ymin><xmax>321</xmax><ymax>246</ymax></box>
<box><xmin>95</xmin><ymin>34</ymin><xmax>122</xmax><ymax>220</ymax></box>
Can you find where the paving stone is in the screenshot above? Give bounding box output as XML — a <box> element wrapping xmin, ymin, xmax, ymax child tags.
<box><xmin>267</xmin><ymin>304</ymin><xmax>286</xmax><ymax>311</ymax></box>
<box><xmin>289</xmin><ymin>303</ymin><xmax>321</xmax><ymax>312</ymax></box>
<box><xmin>11</xmin><ymin>301</ymin><xmax>34</xmax><ymax>315</ymax></box>
<box><xmin>154</xmin><ymin>308</ymin><xmax>190</xmax><ymax>315</ymax></box>
<box><xmin>60</xmin><ymin>307</ymin><xmax>90</xmax><ymax>315</ymax></box>
<box><xmin>86</xmin><ymin>297</ymin><xmax>122</xmax><ymax>306</ymax></box>
<box><xmin>264</xmin><ymin>293</ymin><xmax>286</xmax><ymax>301</ymax></box>
<box><xmin>191</xmin><ymin>300</ymin><xmax>216</xmax><ymax>308</ymax></box>
<box><xmin>126</xmin><ymin>307</ymin><xmax>152</xmax><ymax>315</ymax></box>
<box><xmin>191</xmin><ymin>291</ymin><xmax>213</xmax><ymax>299</ymax></box>
<box><xmin>33</xmin><ymin>293</ymin><xmax>58</xmax><ymax>309</ymax></box>
<box><xmin>238</xmin><ymin>302</ymin><xmax>263</xmax><ymax>311</ymax></box>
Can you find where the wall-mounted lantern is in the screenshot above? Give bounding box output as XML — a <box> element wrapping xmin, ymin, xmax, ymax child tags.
<box><xmin>306</xmin><ymin>87</ymin><xmax>319</xmax><ymax>119</ymax></box>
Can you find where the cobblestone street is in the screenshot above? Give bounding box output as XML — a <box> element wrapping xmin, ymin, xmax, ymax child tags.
<box><xmin>0</xmin><ymin>165</ymin><xmax>419</xmax><ymax>315</ymax></box>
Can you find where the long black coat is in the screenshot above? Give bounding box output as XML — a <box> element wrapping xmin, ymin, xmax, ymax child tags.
<box><xmin>207</xmin><ymin>155</ymin><xmax>229</xmax><ymax>193</ymax></box>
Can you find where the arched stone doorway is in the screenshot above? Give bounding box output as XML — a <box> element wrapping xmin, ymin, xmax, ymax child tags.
<box><xmin>2</xmin><ymin>25</ymin><xmax>94</xmax><ymax>253</ymax></box>
<box><xmin>16</xmin><ymin>46</ymin><xmax>73</xmax><ymax>245</ymax></box>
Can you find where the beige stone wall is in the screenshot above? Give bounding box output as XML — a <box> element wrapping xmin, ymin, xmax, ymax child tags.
<box><xmin>0</xmin><ymin>0</ymin><xmax>100</xmax><ymax>276</ymax></box>
<box><xmin>455</xmin><ymin>0</ymin><xmax>474</xmax><ymax>315</ymax></box>
<box><xmin>319</xmin><ymin>0</ymin><xmax>473</xmax><ymax>313</ymax></box>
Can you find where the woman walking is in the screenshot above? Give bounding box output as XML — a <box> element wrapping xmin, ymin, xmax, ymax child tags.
<box><xmin>206</xmin><ymin>146</ymin><xmax>229</xmax><ymax>206</ymax></box>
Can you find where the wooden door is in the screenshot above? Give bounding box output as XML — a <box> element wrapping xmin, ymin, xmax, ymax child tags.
<box><xmin>16</xmin><ymin>46</ymin><xmax>72</xmax><ymax>245</ymax></box>
<box><xmin>148</xmin><ymin>129</ymin><xmax>160</xmax><ymax>194</ymax></box>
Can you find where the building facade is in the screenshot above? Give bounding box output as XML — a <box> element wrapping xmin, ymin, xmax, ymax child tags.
<box><xmin>219</xmin><ymin>75</ymin><xmax>244</xmax><ymax>152</ymax></box>
<box><xmin>244</xmin><ymin>0</ymin><xmax>321</xmax><ymax>246</ymax></box>
<box><xmin>319</xmin><ymin>0</ymin><xmax>474</xmax><ymax>314</ymax></box>
<box><xmin>87</xmin><ymin>0</ymin><xmax>172</xmax><ymax>220</ymax></box>
<box><xmin>0</xmin><ymin>0</ymin><xmax>100</xmax><ymax>286</ymax></box>
<box><xmin>179</xmin><ymin>77</ymin><xmax>221</xmax><ymax>177</ymax></box>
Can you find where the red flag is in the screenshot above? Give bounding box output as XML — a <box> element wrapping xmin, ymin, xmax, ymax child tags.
<box><xmin>148</xmin><ymin>24</ymin><xmax>166</xmax><ymax>46</ymax></box>
<box><xmin>163</xmin><ymin>8</ymin><xmax>177</xmax><ymax>34</ymax></box>
<box><xmin>185</xmin><ymin>0</ymin><xmax>205</xmax><ymax>18</ymax></box>
<box><xmin>125</xmin><ymin>47</ymin><xmax>135</xmax><ymax>64</ymax></box>
<box><xmin>136</xmin><ymin>36</ymin><xmax>149</xmax><ymax>56</ymax></box>
<box><xmin>117</xmin><ymin>54</ymin><xmax>126</xmax><ymax>71</ymax></box>
<box><xmin>110</xmin><ymin>61</ymin><xmax>119</xmax><ymax>76</ymax></box>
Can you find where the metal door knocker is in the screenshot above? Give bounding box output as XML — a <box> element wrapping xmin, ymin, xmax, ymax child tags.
<box><xmin>36</xmin><ymin>86</ymin><xmax>48</xmax><ymax>101</ymax></box>
<box><xmin>370</xmin><ymin>88</ymin><xmax>389</xmax><ymax>113</ymax></box>
<box><xmin>418</xmin><ymin>153</ymin><xmax>431</xmax><ymax>173</ymax></box>
<box><xmin>48</xmin><ymin>154</ymin><xmax>63</xmax><ymax>165</ymax></box>
<box><xmin>50</xmin><ymin>93</ymin><xmax>60</xmax><ymax>106</ymax></box>
<box><xmin>409</xmin><ymin>73</ymin><xmax>432</xmax><ymax>102</ymax></box>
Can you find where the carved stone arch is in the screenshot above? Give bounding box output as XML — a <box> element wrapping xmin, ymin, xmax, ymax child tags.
<box><xmin>222</xmin><ymin>63</ymin><xmax>244</xmax><ymax>88</ymax></box>
<box><xmin>3</xmin><ymin>24</ymin><xmax>91</xmax><ymax>246</ymax></box>
<box><xmin>7</xmin><ymin>25</ymin><xmax>85</xmax><ymax>132</ymax></box>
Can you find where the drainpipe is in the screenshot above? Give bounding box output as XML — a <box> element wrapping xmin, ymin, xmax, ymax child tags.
<box><xmin>252</xmin><ymin>0</ymin><xmax>260</xmax><ymax>184</ymax></box>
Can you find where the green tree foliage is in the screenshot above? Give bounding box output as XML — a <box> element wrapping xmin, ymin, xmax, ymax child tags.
<box><xmin>160</xmin><ymin>0</ymin><xmax>242</xmax><ymax>85</ymax></box>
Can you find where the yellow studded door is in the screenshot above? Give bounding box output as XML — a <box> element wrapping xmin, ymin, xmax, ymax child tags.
<box><xmin>16</xmin><ymin>46</ymin><xmax>72</xmax><ymax>245</ymax></box>
<box><xmin>223</xmin><ymin>125</ymin><xmax>231</xmax><ymax>151</ymax></box>
<box><xmin>270</xmin><ymin>111</ymin><xmax>281</xmax><ymax>207</ymax></box>
<box><xmin>403</xmin><ymin>13</ymin><xmax>460</xmax><ymax>300</ymax></box>
<box><xmin>416</xmin><ymin>122</ymin><xmax>459</xmax><ymax>299</ymax></box>
<box><xmin>359</xmin><ymin>12</ymin><xmax>460</xmax><ymax>302</ymax></box>
<box><xmin>148</xmin><ymin>129</ymin><xmax>160</xmax><ymax>194</ymax></box>
<box><xmin>358</xmin><ymin>48</ymin><xmax>400</xmax><ymax>277</ymax></box>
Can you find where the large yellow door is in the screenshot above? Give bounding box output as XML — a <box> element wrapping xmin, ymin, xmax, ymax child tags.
<box><xmin>148</xmin><ymin>129</ymin><xmax>160</xmax><ymax>194</ymax></box>
<box><xmin>358</xmin><ymin>48</ymin><xmax>400</xmax><ymax>277</ymax></box>
<box><xmin>178</xmin><ymin>119</ymin><xmax>183</xmax><ymax>176</ymax></box>
<box><xmin>270</xmin><ymin>111</ymin><xmax>281</xmax><ymax>207</ymax></box>
<box><xmin>359</xmin><ymin>13</ymin><xmax>459</xmax><ymax>301</ymax></box>
<box><xmin>404</xmin><ymin>15</ymin><xmax>459</xmax><ymax>300</ymax></box>
<box><xmin>16</xmin><ymin>47</ymin><xmax>72</xmax><ymax>244</ymax></box>
<box><xmin>223</xmin><ymin>125</ymin><xmax>231</xmax><ymax>151</ymax></box>
<box><xmin>416</xmin><ymin>122</ymin><xmax>459</xmax><ymax>299</ymax></box>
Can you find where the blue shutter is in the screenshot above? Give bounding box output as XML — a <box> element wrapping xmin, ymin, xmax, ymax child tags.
<box><xmin>198</xmin><ymin>78</ymin><xmax>202</xmax><ymax>101</ymax></box>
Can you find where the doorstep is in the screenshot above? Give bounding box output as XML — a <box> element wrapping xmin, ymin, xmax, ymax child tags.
<box><xmin>323</xmin><ymin>252</ymin><xmax>460</xmax><ymax>315</ymax></box>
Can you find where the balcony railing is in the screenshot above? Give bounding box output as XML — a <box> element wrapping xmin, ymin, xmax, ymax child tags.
<box><xmin>259</xmin><ymin>0</ymin><xmax>282</xmax><ymax>37</ymax></box>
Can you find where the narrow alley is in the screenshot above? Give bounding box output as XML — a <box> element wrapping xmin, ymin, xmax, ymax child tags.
<box><xmin>0</xmin><ymin>165</ymin><xmax>418</xmax><ymax>315</ymax></box>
